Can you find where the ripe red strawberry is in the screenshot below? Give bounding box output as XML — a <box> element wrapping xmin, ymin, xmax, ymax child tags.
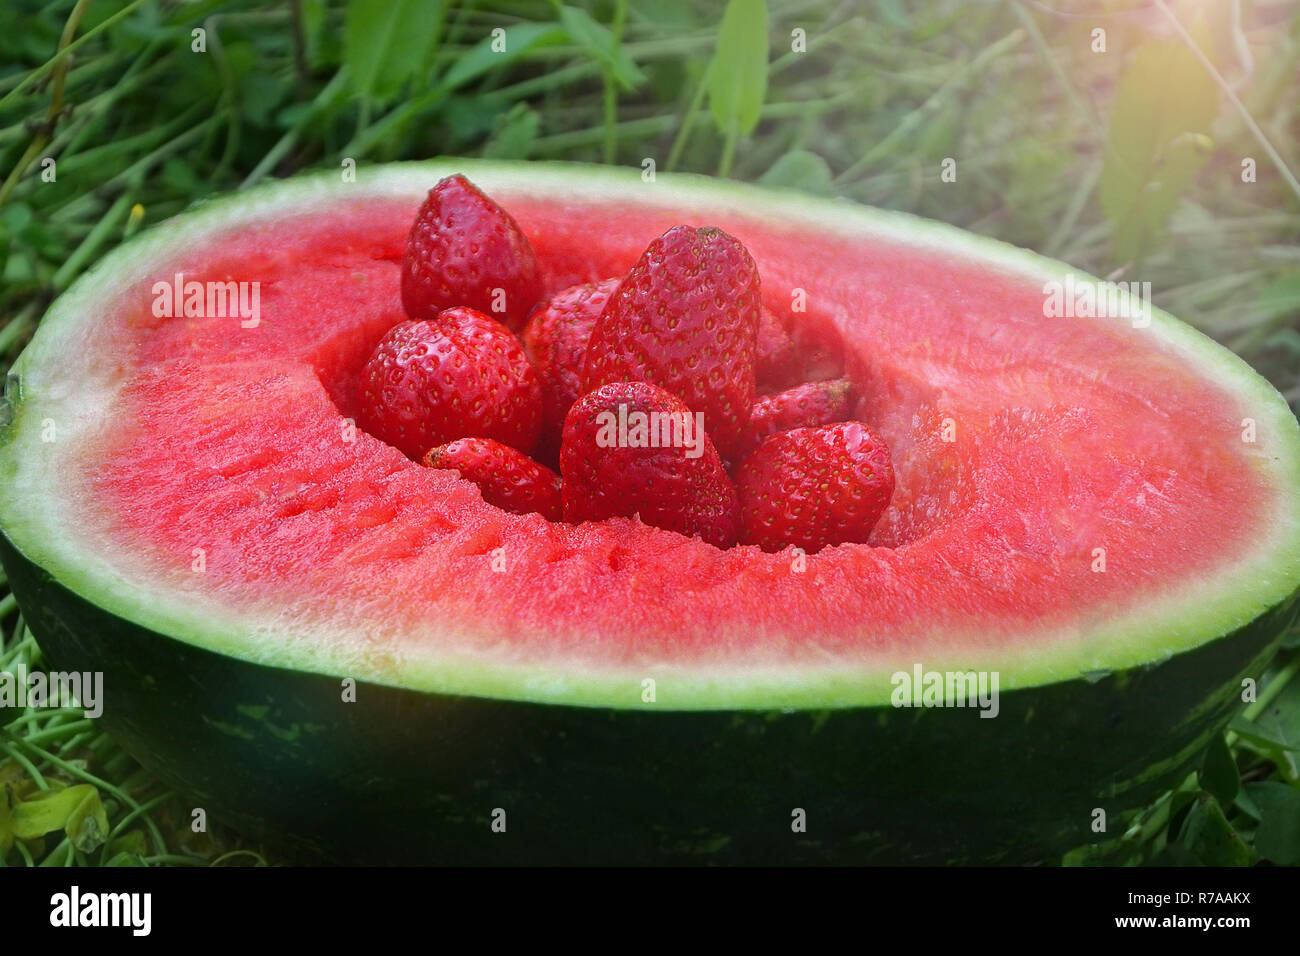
<box><xmin>736</xmin><ymin>422</ymin><xmax>894</xmax><ymax>554</ymax></box>
<box><xmin>581</xmin><ymin>225</ymin><xmax>760</xmax><ymax>458</ymax></box>
<box><xmin>357</xmin><ymin>308</ymin><xmax>541</xmax><ymax>460</ymax></box>
<box><xmin>560</xmin><ymin>382</ymin><xmax>739</xmax><ymax>548</ymax></box>
<box><xmin>401</xmin><ymin>174</ymin><xmax>543</xmax><ymax>331</ymax></box>
<box><xmin>424</xmin><ymin>437</ymin><xmax>562</xmax><ymax>521</ymax></box>
<box><xmin>521</xmin><ymin>277</ymin><xmax>620</xmax><ymax>466</ymax></box>
<box><xmin>755</xmin><ymin>306</ymin><xmax>800</xmax><ymax>393</ymax></box>
<box><xmin>736</xmin><ymin>378</ymin><xmax>853</xmax><ymax>459</ymax></box>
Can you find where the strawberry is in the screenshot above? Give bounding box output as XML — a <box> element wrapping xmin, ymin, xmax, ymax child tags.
<box><xmin>521</xmin><ymin>277</ymin><xmax>620</xmax><ymax>466</ymax></box>
<box><xmin>581</xmin><ymin>225</ymin><xmax>760</xmax><ymax>458</ymax></box>
<box><xmin>735</xmin><ymin>378</ymin><xmax>853</xmax><ymax>459</ymax></box>
<box><xmin>755</xmin><ymin>306</ymin><xmax>800</xmax><ymax>393</ymax></box>
<box><xmin>401</xmin><ymin>174</ymin><xmax>543</xmax><ymax>331</ymax></box>
<box><xmin>560</xmin><ymin>382</ymin><xmax>740</xmax><ymax>548</ymax></box>
<box><xmin>424</xmin><ymin>437</ymin><xmax>562</xmax><ymax>521</ymax></box>
<box><xmin>736</xmin><ymin>421</ymin><xmax>894</xmax><ymax>554</ymax></box>
<box><xmin>357</xmin><ymin>307</ymin><xmax>542</xmax><ymax>460</ymax></box>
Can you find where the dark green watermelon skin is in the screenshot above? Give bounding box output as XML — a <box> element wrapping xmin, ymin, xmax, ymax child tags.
<box><xmin>3</xmin><ymin>531</ymin><xmax>1295</xmax><ymax>865</ymax></box>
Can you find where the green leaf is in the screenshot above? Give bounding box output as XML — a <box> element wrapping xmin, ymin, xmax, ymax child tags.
<box><xmin>1231</xmin><ymin>671</ymin><xmax>1300</xmax><ymax>779</ymax></box>
<box><xmin>1242</xmin><ymin>780</ymin><xmax>1296</xmax><ymax>821</ymax></box>
<box><xmin>557</xmin><ymin>6</ymin><xmax>645</xmax><ymax>91</ymax></box>
<box><xmin>10</xmin><ymin>783</ymin><xmax>109</xmax><ymax>853</ymax></box>
<box><xmin>442</xmin><ymin>96</ymin><xmax>503</xmax><ymax>150</ymax></box>
<box><xmin>440</xmin><ymin>24</ymin><xmax>566</xmax><ymax>93</ymax></box>
<box><xmin>1233</xmin><ymin>785</ymin><xmax>1263</xmax><ymax>822</ymax></box>
<box><xmin>106</xmin><ymin>829</ymin><xmax>149</xmax><ymax>858</ymax></box>
<box><xmin>344</xmin><ymin>0</ymin><xmax>446</xmax><ymax>103</ymax></box>
<box><xmin>64</xmin><ymin>787</ymin><xmax>111</xmax><ymax>853</ymax></box>
<box><xmin>1199</xmin><ymin>733</ymin><xmax>1239</xmax><ymax>806</ymax></box>
<box><xmin>1254</xmin><ymin>784</ymin><xmax>1300</xmax><ymax>864</ymax></box>
<box><xmin>1177</xmin><ymin>793</ymin><xmax>1256</xmax><ymax>866</ymax></box>
<box><xmin>707</xmin><ymin>0</ymin><xmax>769</xmax><ymax>139</ymax></box>
<box><xmin>1098</xmin><ymin>36</ymin><xmax>1219</xmax><ymax>263</ymax></box>
<box><xmin>482</xmin><ymin>104</ymin><xmax>540</xmax><ymax>160</ymax></box>
<box><xmin>758</xmin><ymin>150</ymin><xmax>833</xmax><ymax>194</ymax></box>
<box><xmin>1229</xmin><ymin>716</ymin><xmax>1300</xmax><ymax>751</ymax></box>
<box><xmin>11</xmin><ymin>786</ymin><xmax>81</xmax><ymax>839</ymax></box>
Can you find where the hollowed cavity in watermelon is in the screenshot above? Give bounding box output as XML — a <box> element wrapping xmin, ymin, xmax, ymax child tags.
<box><xmin>1</xmin><ymin>161</ymin><xmax>1297</xmax><ymax>863</ymax></box>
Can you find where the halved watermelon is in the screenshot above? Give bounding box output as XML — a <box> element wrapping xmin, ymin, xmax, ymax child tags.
<box><xmin>1</xmin><ymin>161</ymin><xmax>1297</xmax><ymax>863</ymax></box>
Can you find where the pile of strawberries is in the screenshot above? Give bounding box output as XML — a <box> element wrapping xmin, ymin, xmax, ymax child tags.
<box><xmin>357</xmin><ymin>174</ymin><xmax>894</xmax><ymax>554</ymax></box>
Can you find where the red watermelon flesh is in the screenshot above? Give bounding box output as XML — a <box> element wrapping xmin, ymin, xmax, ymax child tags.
<box><xmin>63</xmin><ymin>184</ymin><xmax>1286</xmax><ymax>691</ymax></box>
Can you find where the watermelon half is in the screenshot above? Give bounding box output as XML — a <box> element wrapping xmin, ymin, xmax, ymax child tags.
<box><xmin>1</xmin><ymin>161</ymin><xmax>1297</xmax><ymax>864</ymax></box>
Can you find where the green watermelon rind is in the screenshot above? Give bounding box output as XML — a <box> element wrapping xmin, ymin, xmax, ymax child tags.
<box><xmin>0</xmin><ymin>526</ymin><xmax>1292</xmax><ymax>864</ymax></box>
<box><xmin>0</xmin><ymin>160</ymin><xmax>1298</xmax><ymax>714</ymax></box>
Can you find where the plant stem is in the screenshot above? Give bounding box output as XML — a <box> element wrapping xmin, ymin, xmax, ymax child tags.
<box><xmin>0</xmin><ymin>0</ymin><xmax>148</xmax><ymax>114</ymax></box>
<box><xmin>718</xmin><ymin>121</ymin><xmax>738</xmax><ymax>178</ymax></box>
<box><xmin>1242</xmin><ymin>653</ymin><xmax>1300</xmax><ymax>722</ymax></box>
<box><xmin>666</xmin><ymin>62</ymin><xmax>712</xmax><ymax>172</ymax></box>
<box><xmin>51</xmin><ymin>192</ymin><xmax>133</xmax><ymax>291</ymax></box>
<box><xmin>1153</xmin><ymin>0</ymin><xmax>1300</xmax><ymax>203</ymax></box>
<box><xmin>0</xmin><ymin>0</ymin><xmax>93</xmax><ymax>210</ymax></box>
<box><xmin>602</xmin><ymin>0</ymin><xmax>628</xmax><ymax>166</ymax></box>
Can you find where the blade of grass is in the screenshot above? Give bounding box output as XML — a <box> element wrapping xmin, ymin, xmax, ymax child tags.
<box><xmin>833</xmin><ymin>29</ymin><xmax>1025</xmax><ymax>186</ymax></box>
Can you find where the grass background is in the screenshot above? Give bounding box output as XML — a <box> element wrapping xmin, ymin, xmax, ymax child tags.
<box><xmin>0</xmin><ymin>0</ymin><xmax>1298</xmax><ymax>865</ymax></box>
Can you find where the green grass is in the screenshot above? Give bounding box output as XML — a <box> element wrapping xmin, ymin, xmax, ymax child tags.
<box><xmin>1</xmin><ymin>0</ymin><xmax>1298</xmax><ymax>866</ymax></box>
